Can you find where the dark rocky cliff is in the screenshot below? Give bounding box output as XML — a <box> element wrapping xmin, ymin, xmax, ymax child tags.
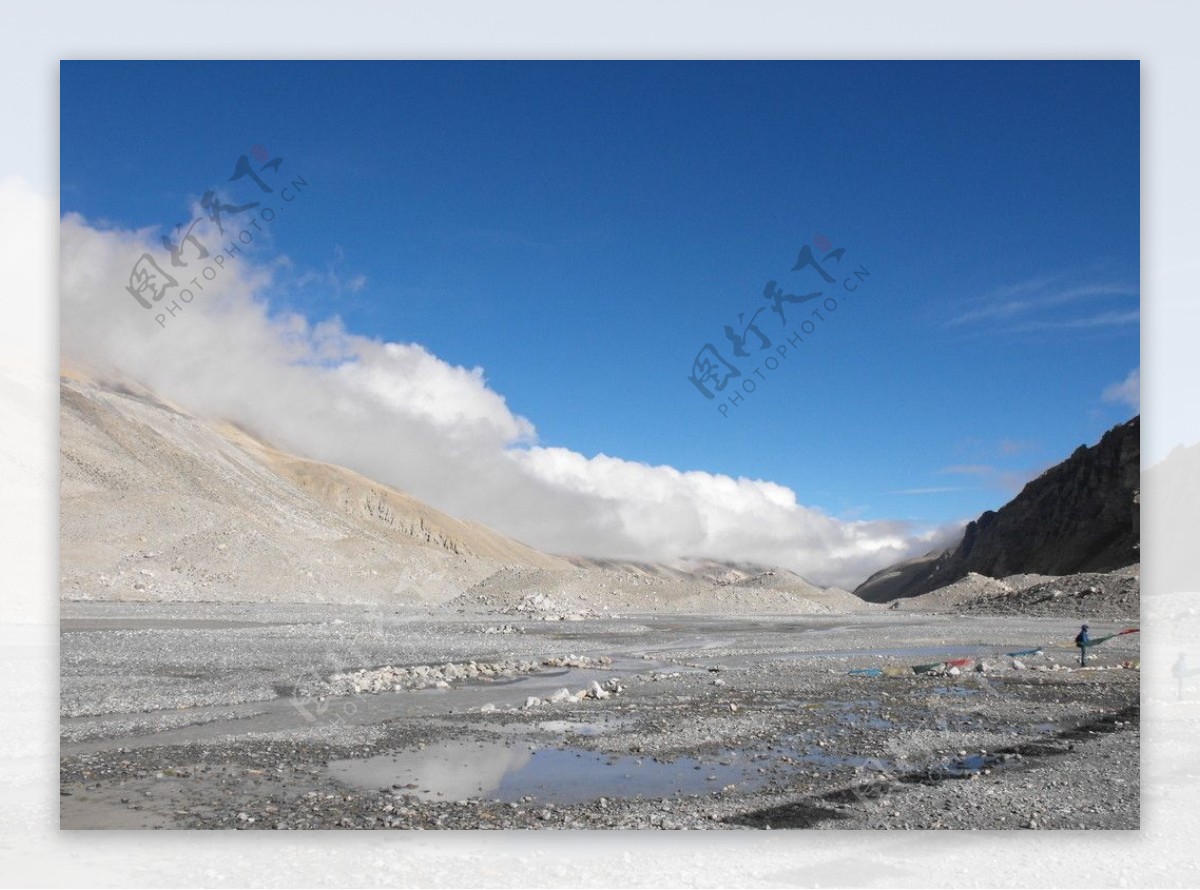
<box><xmin>855</xmin><ymin>416</ymin><xmax>1140</xmax><ymax>603</ymax></box>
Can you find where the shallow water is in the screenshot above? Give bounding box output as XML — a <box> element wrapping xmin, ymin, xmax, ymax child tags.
<box><xmin>932</xmin><ymin>685</ymin><xmax>982</xmax><ymax>697</ymax></box>
<box><xmin>60</xmin><ymin>660</ymin><xmax>652</xmax><ymax>755</ymax></box>
<box><xmin>325</xmin><ymin>739</ymin><xmax>771</xmax><ymax>804</ymax></box>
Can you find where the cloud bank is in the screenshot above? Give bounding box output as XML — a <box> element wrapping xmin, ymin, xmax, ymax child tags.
<box><xmin>57</xmin><ymin>194</ymin><xmax>946</xmax><ymax>588</ymax></box>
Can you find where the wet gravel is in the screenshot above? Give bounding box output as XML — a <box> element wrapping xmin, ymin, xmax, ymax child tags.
<box><xmin>60</xmin><ymin>602</ymin><xmax>1140</xmax><ymax>830</ymax></box>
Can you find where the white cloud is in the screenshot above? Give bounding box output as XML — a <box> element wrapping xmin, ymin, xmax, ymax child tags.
<box><xmin>937</xmin><ymin>461</ymin><xmax>1043</xmax><ymax>495</ymax></box>
<box><xmin>1010</xmin><ymin>309</ymin><xmax>1139</xmax><ymax>331</ymax></box>
<box><xmin>56</xmin><ymin>198</ymin><xmax>946</xmax><ymax>589</ymax></box>
<box><xmin>1103</xmin><ymin>368</ymin><xmax>1140</xmax><ymax>411</ymax></box>
<box><xmin>948</xmin><ymin>282</ymin><xmax>1137</xmax><ymax>327</ymax></box>
<box><xmin>293</xmin><ymin>244</ymin><xmax>369</xmax><ymax>298</ymax></box>
<box><xmin>947</xmin><ymin>275</ymin><xmax>1139</xmax><ymax>333</ymax></box>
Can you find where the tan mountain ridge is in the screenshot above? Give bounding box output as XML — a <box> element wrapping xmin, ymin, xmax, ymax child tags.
<box><xmin>60</xmin><ymin>371</ymin><xmax>867</xmax><ymax>613</ymax></box>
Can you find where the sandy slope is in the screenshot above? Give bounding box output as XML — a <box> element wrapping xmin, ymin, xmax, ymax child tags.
<box><xmin>60</xmin><ymin>375</ymin><xmax>566</xmax><ymax>605</ymax></box>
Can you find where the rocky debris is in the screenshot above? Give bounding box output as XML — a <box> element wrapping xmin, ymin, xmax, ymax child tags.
<box><xmin>510</xmin><ymin>591</ymin><xmax>602</xmax><ymax>622</ymax></box>
<box><xmin>321</xmin><ymin>653</ymin><xmax>616</xmax><ymax>697</ymax></box>
<box><xmin>962</xmin><ymin>568</ymin><xmax>1140</xmax><ymax>619</ymax></box>
<box><xmin>892</xmin><ymin>566</ymin><xmax>1139</xmax><ymax>620</ymax></box>
<box><xmin>445</xmin><ymin>562</ymin><xmax>876</xmax><ymax>622</ymax></box>
<box><xmin>856</xmin><ymin>416</ymin><xmax>1139</xmax><ymax>603</ymax></box>
<box><xmin>481</xmin><ymin>624</ymin><xmax>522</xmax><ymax>635</ymax></box>
<box><xmin>520</xmin><ymin>678</ymin><xmax>624</xmax><ymax>709</ymax></box>
<box><xmin>323</xmin><ymin>659</ymin><xmax>540</xmax><ymax>696</ymax></box>
<box><xmin>541</xmin><ymin>655</ymin><xmax>613</xmax><ymax>669</ymax></box>
<box><xmin>886</xmin><ymin>572</ymin><xmax>1014</xmax><ymax>612</ymax></box>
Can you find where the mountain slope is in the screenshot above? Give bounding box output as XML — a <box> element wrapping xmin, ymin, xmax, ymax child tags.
<box><xmin>854</xmin><ymin>416</ymin><xmax>1140</xmax><ymax>603</ymax></box>
<box><xmin>61</xmin><ymin>373</ymin><xmax>863</xmax><ymax>611</ymax></box>
<box><xmin>60</xmin><ymin>373</ymin><xmax>571</xmax><ymax>604</ymax></box>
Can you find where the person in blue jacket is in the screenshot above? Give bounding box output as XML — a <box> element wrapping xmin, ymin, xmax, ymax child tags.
<box><xmin>1075</xmin><ymin>624</ymin><xmax>1091</xmax><ymax>666</ymax></box>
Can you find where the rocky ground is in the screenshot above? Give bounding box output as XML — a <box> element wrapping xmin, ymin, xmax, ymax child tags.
<box><xmin>893</xmin><ymin>565</ymin><xmax>1140</xmax><ymax>621</ymax></box>
<box><xmin>60</xmin><ymin>600</ymin><xmax>1141</xmax><ymax>831</ymax></box>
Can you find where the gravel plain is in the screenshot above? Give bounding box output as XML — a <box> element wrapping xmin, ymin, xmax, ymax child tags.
<box><xmin>60</xmin><ymin>600</ymin><xmax>1140</xmax><ymax>830</ymax></box>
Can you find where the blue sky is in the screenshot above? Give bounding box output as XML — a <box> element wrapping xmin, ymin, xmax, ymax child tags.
<box><xmin>59</xmin><ymin>60</ymin><xmax>1139</xmax><ymax>575</ymax></box>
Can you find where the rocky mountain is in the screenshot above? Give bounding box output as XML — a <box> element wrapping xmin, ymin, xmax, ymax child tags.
<box><xmin>854</xmin><ymin>416</ymin><xmax>1140</xmax><ymax>603</ymax></box>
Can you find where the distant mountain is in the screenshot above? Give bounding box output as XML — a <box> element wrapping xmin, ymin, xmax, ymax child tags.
<box><xmin>854</xmin><ymin>416</ymin><xmax>1140</xmax><ymax>603</ymax></box>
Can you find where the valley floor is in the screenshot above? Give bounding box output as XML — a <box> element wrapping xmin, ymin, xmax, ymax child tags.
<box><xmin>59</xmin><ymin>602</ymin><xmax>1141</xmax><ymax>830</ymax></box>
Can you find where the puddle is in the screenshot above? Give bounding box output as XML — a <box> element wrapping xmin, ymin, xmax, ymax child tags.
<box><xmin>932</xmin><ymin>686</ymin><xmax>981</xmax><ymax>697</ymax></box>
<box><xmin>839</xmin><ymin>714</ymin><xmax>895</xmax><ymax>730</ymax></box>
<box><xmin>812</xmin><ymin>700</ymin><xmax>895</xmax><ymax>730</ymax></box>
<box><xmin>325</xmin><ymin>739</ymin><xmax>769</xmax><ymax>804</ymax></box>
<box><xmin>325</xmin><ymin>730</ymin><xmax>931</xmax><ymax>806</ymax></box>
<box><xmin>790</xmin><ymin>746</ymin><xmax>895</xmax><ymax>772</ymax></box>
